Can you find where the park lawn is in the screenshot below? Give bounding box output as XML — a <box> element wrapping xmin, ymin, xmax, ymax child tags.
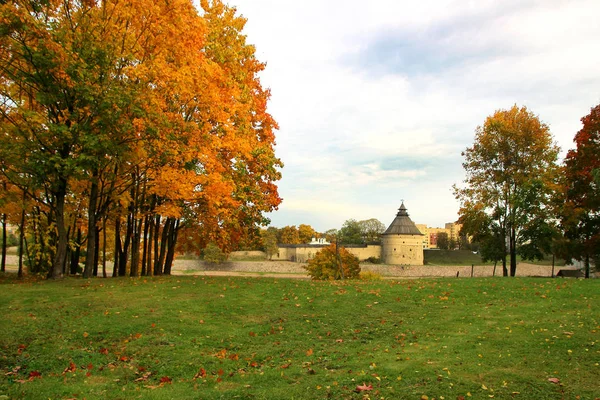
<box><xmin>0</xmin><ymin>274</ymin><xmax>598</xmax><ymax>400</ymax></box>
<box><xmin>424</xmin><ymin>250</ymin><xmax>565</xmax><ymax>267</ymax></box>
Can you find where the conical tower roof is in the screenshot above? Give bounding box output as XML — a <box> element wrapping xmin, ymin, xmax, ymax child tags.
<box><xmin>383</xmin><ymin>202</ymin><xmax>423</xmax><ymax>236</ymax></box>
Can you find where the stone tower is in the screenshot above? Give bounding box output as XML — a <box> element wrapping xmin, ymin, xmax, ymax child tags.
<box><xmin>381</xmin><ymin>202</ymin><xmax>424</xmax><ymax>265</ymax></box>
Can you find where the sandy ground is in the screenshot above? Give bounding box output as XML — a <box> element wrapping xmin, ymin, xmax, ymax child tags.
<box><xmin>1</xmin><ymin>254</ymin><xmax>579</xmax><ymax>279</ymax></box>
<box><xmin>172</xmin><ymin>259</ymin><xmax>569</xmax><ymax>278</ymax></box>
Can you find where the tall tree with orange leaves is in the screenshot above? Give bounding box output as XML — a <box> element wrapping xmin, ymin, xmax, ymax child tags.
<box><xmin>454</xmin><ymin>105</ymin><xmax>560</xmax><ymax>276</ymax></box>
<box><xmin>0</xmin><ymin>0</ymin><xmax>282</xmax><ymax>278</ymax></box>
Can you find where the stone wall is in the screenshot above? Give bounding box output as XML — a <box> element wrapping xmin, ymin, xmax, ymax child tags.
<box><xmin>381</xmin><ymin>234</ymin><xmax>423</xmax><ymax>265</ymax></box>
<box><xmin>272</xmin><ymin>244</ymin><xmax>383</xmax><ymax>262</ymax></box>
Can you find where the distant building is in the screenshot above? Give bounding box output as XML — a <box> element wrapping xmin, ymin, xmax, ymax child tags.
<box><xmin>415</xmin><ymin>222</ymin><xmax>464</xmax><ymax>249</ymax></box>
<box><xmin>381</xmin><ymin>202</ymin><xmax>424</xmax><ymax>265</ymax></box>
<box><xmin>309</xmin><ymin>237</ymin><xmax>330</xmax><ymax>245</ymax></box>
<box><xmin>273</xmin><ymin>202</ymin><xmax>424</xmax><ymax>265</ymax></box>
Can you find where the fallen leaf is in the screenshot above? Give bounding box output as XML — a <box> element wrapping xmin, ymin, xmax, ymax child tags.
<box><xmin>28</xmin><ymin>371</ymin><xmax>41</xmax><ymax>379</ymax></box>
<box><xmin>306</xmin><ymin>348</ymin><xmax>313</xmax><ymax>356</ymax></box>
<box><xmin>5</xmin><ymin>366</ymin><xmax>22</xmax><ymax>376</ymax></box>
<box><xmin>99</xmin><ymin>348</ymin><xmax>109</xmax><ymax>355</ymax></box>
<box><xmin>134</xmin><ymin>372</ymin><xmax>152</xmax><ymax>382</ymax></box>
<box><xmin>355</xmin><ymin>382</ymin><xmax>373</xmax><ymax>392</ymax></box>
<box><xmin>159</xmin><ymin>376</ymin><xmax>172</xmax><ymax>384</ymax></box>
<box><xmin>193</xmin><ymin>368</ymin><xmax>207</xmax><ymax>379</ymax></box>
<box><xmin>548</xmin><ymin>377</ymin><xmax>560</xmax><ymax>384</ymax></box>
<box><xmin>63</xmin><ymin>362</ymin><xmax>76</xmax><ymax>374</ymax></box>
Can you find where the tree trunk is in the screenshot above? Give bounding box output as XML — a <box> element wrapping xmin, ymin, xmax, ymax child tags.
<box><xmin>51</xmin><ymin>178</ymin><xmax>68</xmax><ymax>279</ymax></box>
<box><xmin>584</xmin><ymin>254</ymin><xmax>590</xmax><ymax>279</ymax></box>
<box><xmin>70</xmin><ymin>228</ymin><xmax>82</xmax><ymax>275</ymax></box>
<box><xmin>146</xmin><ymin>215</ymin><xmax>154</xmax><ymax>276</ymax></box>
<box><xmin>141</xmin><ymin>215</ymin><xmax>150</xmax><ymax>276</ymax></box>
<box><xmin>118</xmin><ymin>213</ymin><xmax>132</xmax><ymax>277</ymax></box>
<box><xmin>163</xmin><ymin>218</ymin><xmax>180</xmax><ymax>275</ymax></box>
<box><xmin>1</xmin><ymin>213</ymin><xmax>6</xmax><ymax>273</ymax></box>
<box><xmin>102</xmin><ymin>216</ymin><xmax>107</xmax><ymax>278</ymax></box>
<box><xmin>113</xmin><ymin>217</ymin><xmax>121</xmax><ymax>277</ymax></box>
<box><xmin>93</xmin><ymin>226</ymin><xmax>100</xmax><ymax>276</ymax></box>
<box><xmin>509</xmin><ymin>227</ymin><xmax>517</xmax><ymax>277</ymax></box>
<box><xmin>155</xmin><ymin>217</ymin><xmax>172</xmax><ymax>275</ymax></box>
<box><xmin>18</xmin><ymin>207</ymin><xmax>25</xmax><ymax>279</ymax></box>
<box><xmin>83</xmin><ymin>174</ymin><xmax>99</xmax><ymax>278</ymax></box>
<box><xmin>153</xmin><ymin>215</ymin><xmax>161</xmax><ymax>275</ymax></box>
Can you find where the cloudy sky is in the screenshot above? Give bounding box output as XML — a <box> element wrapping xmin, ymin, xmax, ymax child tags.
<box><xmin>230</xmin><ymin>0</ymin><xmax>600</xmax><ymax>232</ymax></box>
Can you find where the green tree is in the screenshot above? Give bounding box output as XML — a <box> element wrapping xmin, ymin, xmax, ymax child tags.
<box><xmin>324</xmin><ymin>229</ymin><xmax>338</xmax><ymax>243</ymax></box>
<box><xmin>561</xmin><ymin>104</ymin><xmax>600</xmax><ymax>277</ymax></box>
<box><xmin>339</xmin><ymin>219</ymin><xmax>363</xmax><ymax>244</ymax></box>
<box><xmin>436</xmin><ymin>232</ymin><xmax>449</xmax><ymax>250</ymax></box>
<box><xmin>454</xmin><ymin>105</ymin><xmax>560</xmax><ymax>276</ymax></box>
<box><xmin>304</xmin><ymin>244</ymin><xmax>360</xmax><ymax>280</ymax></box>
<box><xmin>359</xmin><ymin>218</ymin><xmax>385</xmax><ymax>242</ymax></box>
<box><xmin>203</xmin><ymin>242</ymin><xmax>227</xmax><ymax>264</ymax></box>
<box><xmin>261</xmin><ymin>229</ymin><xmax>279</xmax><ymax>260</ymax></box>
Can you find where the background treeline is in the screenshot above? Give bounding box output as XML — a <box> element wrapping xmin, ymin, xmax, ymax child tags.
<box><xmin>0</xmin><ymin>0</ymin><xmax>281</xmax><ymax>278</ymax></box>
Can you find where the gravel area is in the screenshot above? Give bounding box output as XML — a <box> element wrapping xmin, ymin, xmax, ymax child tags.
<box><xmin>173</xmin><ymin>259</ymin><xmax>569</xmax><ymax>278</ymax></box>
<box><xmin>1</xmin><ymin>254</ymin><xmax>582</xmax><ymax>278</ymax></box>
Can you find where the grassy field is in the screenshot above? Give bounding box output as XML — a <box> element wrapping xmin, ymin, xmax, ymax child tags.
<box><xmin>0</xmin><ymin>273</ymin><xmax>598</xmax><ymax>400</ymax></box>
<box><xmin>424</xmin><ymin>250</ymin><xmax>565</xmax><ymax>267</ymax></box>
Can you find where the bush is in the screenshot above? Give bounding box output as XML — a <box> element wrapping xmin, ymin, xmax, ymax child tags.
<box><xmin>202</xmin><ymin>242</ymin><xmax>227</xmax><ymax>264</ymax></box>
<box><xmin>304</xmin><ymin>244</ymin><xmax>360</xmax><ymax>280</ymax></box>
<box><xmin>365</xmin><ymin>256</ymin><xmax>381</xmax><ymax>264</ymax></box>
<box><xmin>359</xmin><ymin>271</ymin><xmax>382</xmax><ymax>280</ymax></box>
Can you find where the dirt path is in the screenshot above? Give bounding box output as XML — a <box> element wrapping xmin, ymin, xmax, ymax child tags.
<box><xmin>1</xmin><ymin>254</ymin><xmax>577</xmax><ymax>279</ymax></box>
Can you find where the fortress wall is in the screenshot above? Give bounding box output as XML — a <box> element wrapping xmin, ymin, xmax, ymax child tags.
<box><xmin>346</xmin><ymin>245</ymin><xmax>382</xmax><ymax>260</ymax></box>
<box><xmin>271</xmin><ymin>244</ymin><xmax>383</xmax><ymax>262</ymax></box>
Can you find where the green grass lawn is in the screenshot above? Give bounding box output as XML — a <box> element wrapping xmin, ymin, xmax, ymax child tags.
<box><xmin>0</xmin><ymin>274</ymin><xmax>598</xmax><ymax>400</ymax></box>
<box><xmin>424</xmin><ymin>250</ymin><xmax>565</xmax><ymax>267</ymax></box>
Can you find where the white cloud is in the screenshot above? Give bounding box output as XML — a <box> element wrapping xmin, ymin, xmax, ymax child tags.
<box><xmin>231</xmin><ymin>0</ymin><xmax>600</xmax><ymax>231</ymax></box>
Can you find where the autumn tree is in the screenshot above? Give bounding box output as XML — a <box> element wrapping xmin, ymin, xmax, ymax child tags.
<box><xmin>0</xmin><ymin>0</ymin><xmax>281</xmax><ymax>278</ymax></box>
<box><xmin>279</xmin><ymin>226</ymin><xmax>300</xmax><ymax>244</ymax></box>
<box><xmin>304</xmin><ymin>244</ymin><xmax>360</xmax><ymax>280</ymax></box>
<box><xmin>454</xmin><ymin>105</ymin><xmax>560</xmax><ymax>276</ymax></box>
<box><xmin>298</xmin><ymin>224</ymin><xmax>316</xmax><ymax>244</ymax></box>
<box><xmin>561</xmin><ymin>104</ymin><xmax>600</xmax><ymax>277</ymax></box>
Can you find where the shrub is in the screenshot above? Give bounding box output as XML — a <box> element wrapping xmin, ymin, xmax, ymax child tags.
<box><xmin>202</xmin><ymin>242</ymin><xmax>227</xmax><ymax>264</ymax></box>
<box><xmin>359</xmin><ymin>271</ymin><xmax>382</xmax><ymax>280</ymax></box>
<box><xmin>365</xmin><ymin>256</ymin><xmax>381</xmax><ymax>264</ymax></box>
<box><xmin>304</xmin><ymin>244</ymin><xmax>360</xmax><ymax>280</ymax></box>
